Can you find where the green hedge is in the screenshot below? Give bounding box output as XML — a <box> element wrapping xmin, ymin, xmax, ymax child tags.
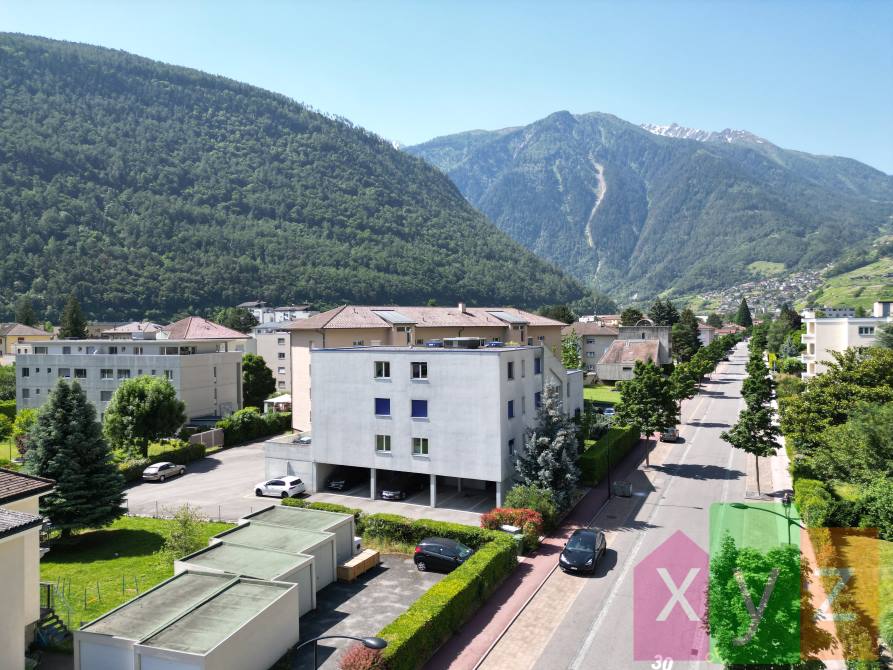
<box><xmin>216</xmin><ymin>408</ymin><xmax>291</xmax><ymax>446</ymax></box>
<box><xmin>117</xmin><ymin>440</ymin><xmax>206</xmax><ymax>482</ymax></box>
<box><xmin>377</xmin><ymin>533</ymin><xmax>517</xmax><ymax>670</ymax></box>
<box><xmin>281</xmin><ymin>498</ymin><xmax>365</xmax><ymax>535</ymax></box>
<box><xmin>793</xmin><ymin>478</ymin><xmax>836</xmax><ymax>527</ymax></box>
<box><xmin>0</xmin><ymin>399</ymin><xmax>15</xmax><ymax>422</ymax></box>
<box><xmin>364</xmin><ymin>513</ymin><xmax>496</xmax><ymax>549</ymax></box>
<box><xmin>118</xmin><ymin>457</ymin><xmax>151</xmax><ymax>482</ymax></box>
<box><xmin>579</xmin><ymin>425</ymin><xmax>639</xmax><ymax>485</ymax></box>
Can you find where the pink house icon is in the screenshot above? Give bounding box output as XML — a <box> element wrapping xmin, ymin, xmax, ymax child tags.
<box><xmin>634</xmin><ymin>530</ymin><xmax>710</xmax><ymax>661</ymax></box>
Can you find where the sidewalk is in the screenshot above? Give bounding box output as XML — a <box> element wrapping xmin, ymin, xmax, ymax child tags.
<box><xmin>425</xmin><ymin>439</ymin><xmax>652</xmax><ymax>670</ymax></box>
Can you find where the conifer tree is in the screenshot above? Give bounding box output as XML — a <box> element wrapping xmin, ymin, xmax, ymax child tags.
<box><xmin>59</xmin><ymin>293</ymin><xmax>87</xmax><ymax>338</ymax></box>
<box><xmin>15</xmin><ymin>296</ymin><xmax>37</xmax><ymax>326</ymax></box>
<box><xmin>620</xmin><ymin>307</ymin><xmax>644</xmax><ymax>326</ymax></box>
<box><xmin>25</xmin><ymin>380</ymin><xmax>125</xmax><ymax>537</ymax></box>
<box><xmin>734</xmin><ymin>298</ymin><xmax>753</xmax><ymax>328</ymax></box>
<box><xmin>648</xmin><ymin>298</ymin><xmax>680</xmax><ymax>326</ymax></box>
<box><xmin>515</xmin><ymin>384</ymin><xmax>580</xmax><ymax>510</ymax></box>
<box><xmin>615</xmin><ymin>360</ymin><xmax>678</xmax><ymax>466</ymax></box>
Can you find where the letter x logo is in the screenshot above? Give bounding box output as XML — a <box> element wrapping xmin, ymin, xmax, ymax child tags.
<box><xmin>656</xmin><ymin>568</ymin><xmax>700</xmax><ymax>621</ymax></box>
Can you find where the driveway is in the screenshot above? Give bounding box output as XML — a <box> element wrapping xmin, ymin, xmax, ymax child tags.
<box><xmin>293</xmin><ymin>553</ymin><xmax>444</xmax><ymax>669</ymax></box>
<box><xmin>125</xmin><ymin>439</ymin><xmax>275</xmax><ymax>521</ymax></box>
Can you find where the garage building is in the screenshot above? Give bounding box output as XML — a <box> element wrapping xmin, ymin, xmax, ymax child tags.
<box><xmin>240</xmin><ymin>505</ymin><xmax>356</xmax><ymax>563</ymax></box>
<box><xmin>74</xmin><ymin>571</ymin><xmax>299</xmax><ymax>670</ymax></box>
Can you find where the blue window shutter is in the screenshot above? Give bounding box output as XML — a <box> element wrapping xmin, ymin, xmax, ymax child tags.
<box><xmin>411</xmin><ymin>399</ymin><xmax>428</xmax><ymax>418</ymax></box>
<box><xmin>508</xmin><ymin>400</ymin><xmax>514</xmax><ymax>418</ymax></box>
<box><xmin>375</xmin><ymin>397</ymin><xmax>390</xmax><ymax>416</ymax></box>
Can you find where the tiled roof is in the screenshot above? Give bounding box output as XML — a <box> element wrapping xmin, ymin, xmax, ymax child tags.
<box><xmin>563</xmin><ymin>322</ymin><xmax>620</xmax><ymax>337</ymax></box>
<box><xmin>0</xmin><ymin>508</ymin><xmax>42</xmax><ymax>540</ymax></box>
<box><xmin>0</xmin><ymin>468</ymin><xmax>54</xmax><ymax>504</ymax></box>
<box><xmin>283</xmin><ymin>305</ymin><xmax>565</xmax><ymax>331</ymax></box>
<box><xmin>597</xmin><ymin>339</ymin><xmax>660</xmax><ymax>365</ymax></box>
<box><xmin>162</xmin><ymin>317</ymin><xmax>247</xmax><ymax>340</ymax></box>
<box><xmin>102</xmin><ymin>321</ymin><xmax>164</xmax><ymax>335</ymax></box>
<box><xmin>0</xmin><ymin>323</ymin><xmax>48</xmax><ymax>337</ymax></box>
<box><xmin>697</xmin><ymin>323</ymin><xmax>715</xmax><ymax>331</ymax></box>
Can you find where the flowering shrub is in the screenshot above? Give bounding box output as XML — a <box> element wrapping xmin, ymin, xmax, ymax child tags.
<box><xmin>339</xmin><ymin>644</ymin><xmax>385</xmax><ymax>670</ymax></box>
<box><xmin>480</xmin><ymin>507</ymin><xmax>543</xmax><ymax>552</ymax></box>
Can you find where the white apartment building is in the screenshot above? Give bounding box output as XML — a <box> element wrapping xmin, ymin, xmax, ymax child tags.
<box><xmin>800</xmin><ymin>301</ymin><xmax>893</xmax><ymax>377</ymax></box>
<box><xmin>266</xmin><ymin>341</ymin><xmax>582</xmax><ymax>508</ymax></box>
<box><xmin>237</xmin><ymin>301</ymin><xmax>317</xmax><ymax>324</ymax></box>
<box><xmin>16</xmin><ymin>317</ymin><xmax>247</xmax><ymax>420</ymax></box>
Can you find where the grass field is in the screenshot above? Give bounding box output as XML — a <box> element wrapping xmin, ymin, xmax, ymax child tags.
<box><xmin>584</xmin><ymin>385</ymin><xmax>620</xmax><ymax>405</ymax></box>
<box><xmin>41</xmin><ymin>515</ymin><xmax>233</xmax><ymax>628</ymax></box>
<box><xmin>747</xmin><ymin>260</ymin><xmax>787</xmax><ymax>277</ymax></box>
<box><xmin>802</xmin><ymin>256</ymin><xmax>893</xmax><ymax>310</ymax></box>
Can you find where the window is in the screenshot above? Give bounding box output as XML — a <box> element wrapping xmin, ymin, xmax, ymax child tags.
<box><xmin>117</xmin><ymin>369</ymin><xmax>131</xmax><ymax>379</ymax></box>
<box><xmin>278</xmin><ymin>367</ymin><xmax>286</xmax><ymax>375</ymax></box>
<box><xmin>35</xmin><ymin>389</ymin><xmax>40</xmax><ymax>395</ymax></box>
<box><xmin>412</xmin><ymin>437</ymin><xmax>429</xmax><ymax>456</ymax></box>
<box><xmin>58</xmin><ymin>368</ymin><xmax>71</xmax><ymax>378</ymax></box>
<box><xmin>375</xmin><ymin>397</ymin><xmax>391</xmax><ymax>416</ymax></box>
<box><xmin>858</xmin><ymin>326</ymin><xmax>875</xmax><ymax>336</ymax></box>
<box><xmin>567</xmin><ymin>382</ymin><xmax>571</xmax><ymax>398</ymax></box>
<box><xmin>101</xmin><ymin>368</ymin><xmax>113</xmax><ymax>379</ymax></box>
<box><xmin>411</xmin><ymin>361</ymin><xmax>428</xmax><ymax>380</ymax></box>
<box><xmin>586</xmin><ymin>351</ymin><xmax>596</xmax><ymax>358</ymax></box>
<box><xmin>526</xmin><ymin>337</ymin><xmax>533</xmax><ymax>346</ymax></box>
<box><xmin>508</xmin><ymin>439</ymin><xmax>515</xmax><ymax>455</ymax></box>
<box><xmin>538</xmin><ymin>335</ymin><xmax>545</xmax><ymax>342</ymax></box>
<box><xmin>521</xmin><ymin>360</ymin><xmax>526</xmax><ymax>377</ymax></box>
<box><xmin>586</xmin><ymin>338</ymin><xmax>595</xmax><ymax>344</ymax></box>
<box><xmin>164</xmin><ymin>370</ymin><xmax>174</xmax><ymax>381</ymax></box>
<box><xmin>100</xmin><ymin>391</ymin><xmax>113</xmax><ymax>401</ymax></box>
<box><xmin>108</xmin><ymin>346</ymin><xmax>118</xmax><ymax>355</ymax></box>
<box><xmin>353</xmin><ymin>340</ymin><xmax>364</xmax><ymax>346</ymax></box>
<box><xmin>34</xmin><ymin>346</ymin><xmax>47</xmax><ymax>355</ymax></box>
<box><xmin>535</xmin><ymin>392</ymin><xmax>542</xmax><ymax>408</ymax></box>
<box><xmin>507</xmin><ymin>400</ymin><xmax>515</xmax><ymax>419</ymax></box>
<box><xmin>277</xmin><ymin>337</ymin><xmax>285</xmax><ymax>346</ymax></box>
<box><xmin>411</xmin><ymin>399</ymin><xmax>428</xmax><ymax>418</ymax></box>
<box><xmin>507</xmin><ymin>361</ymin><xmax>515</xmax><ymax>380</ymax></box>
<box><xmin>278</xmin><ymin>381</ymin><xmax>285</xmax><ymax>388</ymax></box>
<box><xmin>522</xmin><ymin>396</ymin><xmax>527</xmax><ymax>415</ymax></box>
<box><xmin>133</xmin><ymin>346</ymin><xmax>143</xmax><ymax>355</ymax></box>
<box><xmin>21</xmin><ymin>367</ymin><xmax>29</xmax><ymax>377</ymax></box>
<box><xmin>74</xmin><ymin>369</ymin><xmax>87</xmax><ymax>379</ymax></box>
<box><xmin>213</xmin><ymin>366</ymin><xmax>217</xmax><ymax>378</ymax></box>
<box><xmin>278</xmin><ymin>352</ymin><xmax>286</xmax><ymax>359</ymax></box>
<box><xmin>62</xmin><ymin>346</ymin><xmax>71</xmax><ymax>355</ymax></box>
<box><xmin>137</xmin><ymin>370</ymin><xmax>143</xmax><ymax>375</ymax></box>
<box><xmin>375</xmin><ymin>361</ymin><xmax>391</xmax><ymax>379</ymax></box>
<box><xmin>416</xmin><ymin>338</ymin><xmax>424</xmax><ymax>345</ymax></box>
<box><xmin>534</xmin><ymin>357</ymin><xmax>542</xmax><ymax>374</ymax></box>
<box><xmin>86</xmin><ymin>346</ymin><xmax>96</xmax><ymax>354</ymax></box>
<box><xmin>375</xmin><ymin>434</ymin><xmax>391</xmax><ymax>453</ymax></box>
<box><xmin>22</xmin><ymin>388</ymin><xmax>29</xmax><ymax>399</ymax></box>
<box><xmin>162</xmin><ymin>347</ymin><xmax>178</xmax><ymax>355</ymax></box>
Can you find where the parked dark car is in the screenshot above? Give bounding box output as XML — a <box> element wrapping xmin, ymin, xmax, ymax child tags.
<box><xmin>559</xmin><ymin>528</ymin><xmax>606</xmax><ymax>573</ymax></box>
<box><xmin>414</xmin><ymin>537</ymin><xmax>474</xmax><ymax>572</ymax></box>
<box><xmin>326</xmin><ymin>467</ymin><xmax>367</xmax><ymax>492</ymax></box>
<box><xmin>379</xmin><ymin>473</ymin><xmax>426</xmax><ymax>501</ymax></box>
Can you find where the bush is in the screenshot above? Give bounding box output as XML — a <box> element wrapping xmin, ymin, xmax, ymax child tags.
<box><xmin>774</xmin><ymin>373</ymin><xmax>805</xmax><ymax>399</ymax></box>
<box><xmin>216</xmin><ymin>408</ymin><xmax>291</xmax><ymax>446</ymax></box>
<box><xmin>377</xmin><ymin>533</ymin><xmax>517</xmax><ymax>670</ymax></box>
<box><xmin>855</xmin><ymin>477</ymin><xmax>893</xmax><ymax>541</ymax></box>
<box><xmin>117</xmin><ymin>457</ymin><xmax>152</xmax><ymax>482</ymax></box>
<box><xmin>778</xmin><ymin>357</ymin><xmax>805</xmax><ymax>375</ymax></box>
<box><xmin>282</xmin><ymin>498</ymin><xmax>365</xmax><ymax>535</ymax></box>
<box><xmin>579</xmin><ymin>425</ymin><xmax>639</xmax><ymax>485</ymax></box>
<box><xmin>503</xmin><ymin>485</ymin><xmax>558</xmax><ymax>531</ymax></box>
<box><xmin>148</xmin><ymin>439</ymin><xmax>206</xmax><ymax>465</ymax></box>
<box><xmin>339</xmin><ymin>644</ymin><xmax>385</xmax><ymax>670</ymax></box>
<box><xmin>480</xmin><ymin>508</ymin><xmax>543</xmax><ymax>552</ymax></box>
<box><xmin>0</xmin><ymin>399</ymin><xmax>15</xmax><ymax>421</ymax></box>
<box><xmin>794</xmin><ymin>478</ymin><xmax>836</xmax><ymax>527</ymax></box>
<box><xmin>881</xmin><ymin>609</ymin><xmax>893</xmax><ymax>649</ymax></box>
<box><xmin>364</xmin><ymin>513</ymin><xmax>496</xmax><ymax>549</ymax></box>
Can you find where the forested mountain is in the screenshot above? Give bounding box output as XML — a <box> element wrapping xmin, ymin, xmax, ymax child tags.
<box><xmin>407</xmin><ymin>112</ymin><xmax>893</xmax><ymax>300</ymax></box>
<box><xmin>0</xmin><ymin>34</ymin><xmax>585</xmax><ymax>322</ymax></box>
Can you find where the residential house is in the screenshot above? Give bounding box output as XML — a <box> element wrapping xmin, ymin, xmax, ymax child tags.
<box><xmin>800</xmin><ymin>301</ymin><xmax>893</xmax><ymax>377</ymax></box>
<box><xmin>84</xmin><ymin>323</ymin><xmax>128</xmax><ymax>338</ymax></box>
<box><xmin>0</xmin><ymin>469</ymin><xmax>55</xmax><ymax>669</ymax></box>
<box><xmin>237</xmin><ymin>301</ymin><xmax>316</xmax><ymax>325</ymax></box>
<box><xmin>596</xmin><ymin>323</ymin><xmax>672</xmax><ymax>381</ymax></box>
<box><xmin>562</xmin><ymin>322</ymin><xmax>619</xmax><ymax>372</ymax></box>
<box><xmin>0</xmin><ymin>323</ymin><xmax>50</xmax><ymax>363</ymax></box>
<box><xmin>282</xmin><ymin>303</ymin><xmax>568</xmax><ymax>432</ymax></box>
<box><xmin>697</xmin><ymin>323</ymin><xmax>716</xmax><ymax>346</ymax></box>
<box><xmin>251</xmin><ymin>323</ymin><xmax>292</xmax><ymax>393</ymax></box>
<box><xmin>15</xmin><ymin>317</ymin><xmax>247</xmax><ymax>421</ymax></box>
<box><xmin>579</xmin><ymin>314</ymin><xmax>621</xmax><ymax>326</ymax></box>
<box><xmin>265</xmin><ymin>338</ymin><xmax>582</xmax><ymax>508</ymax></box>
<box><xmin>100</xmin><ymin>321</ymin><xmax>164</xmax><ymax>340</ymax></box>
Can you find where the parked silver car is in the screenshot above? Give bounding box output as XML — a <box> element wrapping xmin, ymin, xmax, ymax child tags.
<box><xmin>142</xmin><ymin>461</ymin><xmax>186</xmax><ymax>482</ymax></box>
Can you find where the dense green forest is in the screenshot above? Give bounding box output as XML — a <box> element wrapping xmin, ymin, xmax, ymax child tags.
<box><xmin>408</xmin><ymin>111</ymin><xmax>893</xmax><ymax>301</ymax></box>
<box><xmin>0</xmin><ymin>34</ymin><xmax>586</xmax><ymax>322</ymax></box>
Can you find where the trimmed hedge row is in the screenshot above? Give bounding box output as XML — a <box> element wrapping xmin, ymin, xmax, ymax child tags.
<box><xmin>281</xmin><ymin>498</ymin><xmax>365</xmax><ymax>535</ymax></box>
<box><xmin>579</xmin><ymin>425</ymin><xmax>639</xmax><ymax>485</ymax></box>
<box><xmin>216</xmin><ymin>408</ymin><xmax>291</xmax><ymax>446</ymax></box>
<box><xmin>116</xmin><ymin>440</ymin><xmax>206</xmax><ymax>482</ymax></box>
<box><xmin>480</xmin><ymin>508</ymin><xmax>542</xmax><ymax>552</ymax></box>
<box><xmin>375</xmin><ymin>522</ymin><xmax>517</xmax><ymax>670</ymax></box>
<box><xmin>0</xmin><ymin>399</ymin><xmax>15</xmax><ymax>421</ymax></box>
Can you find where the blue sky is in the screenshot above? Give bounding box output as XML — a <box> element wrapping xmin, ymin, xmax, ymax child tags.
<box><xmin>3</xmin><ymin>1</ymin><xmax>892</xmax><ymax>172</ymax></box>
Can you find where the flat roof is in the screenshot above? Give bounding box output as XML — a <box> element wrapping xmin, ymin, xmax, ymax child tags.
<box><xmin>140</xmin><ymin>579</ymin><xmax>292</xmax><ymax>655</ymax></box>
<box><xmin>216</xmin><ymin>521</ymin><xmax>332</xmax><ymax>554</ymax></box>
<box><xmin>242</xmin><ymin>505</ymin><xmax>351</xmax><ymax>532</ymax></box>
<box><xmin>312</xmin><ymin>345</ymin><xmax>535</xmax><ymax>354</ymax></box>
<box><xmin>179</xmin><ymin>543</ymin><xmax>309</xmax><ymax>580</ymax></box>
<box><xmin>82</xmin><ymin>572</ymin><xmax>232</xmax><ymax>639</ymax></box>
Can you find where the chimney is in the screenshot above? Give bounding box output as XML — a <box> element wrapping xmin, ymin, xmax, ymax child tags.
<box><xmin>458</xmin><ymin>302</ymin><xmax>467</xmax><ymax>314</ymax></box>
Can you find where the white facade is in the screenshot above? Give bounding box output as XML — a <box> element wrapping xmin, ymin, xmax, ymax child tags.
<box><xmin>16</xmin><ymin>339</ymin><xmax>243</xmax><ymax>419</ymax></box>
<box><xmin>278</xmin><ymin>345</ymin><xmax>582</xmax><ymax>507</ymax></box>
<box><xmin>800</xmin><ymin>303</ymin><xmax>893</xmax><ymax>377</ymax></box>
<box><xmin>251</xmin><ymin>328</ymin><xmax>291</xmax><ymax>392</ymax></box>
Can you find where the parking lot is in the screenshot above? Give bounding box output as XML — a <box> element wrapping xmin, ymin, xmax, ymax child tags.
<box><xmin>126</xmin><ymin>441</ymin><xmax>492</xmax><ymax>525</ymax></box>
<box><xmin>293</xmin><ymin>553</ymin><xmax>444</xmax><ymax>669</ymax></box>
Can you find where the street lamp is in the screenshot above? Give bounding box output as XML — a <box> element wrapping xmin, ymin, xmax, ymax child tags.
<box><xmin>295</xmin><ymin>635</ymin><xmax>387</xmax><ymax>669</ymax></box>
<box><xmin>782</xmin><ymin>491</ymin><xmax>793</xmax><ymax>545</ymax></box>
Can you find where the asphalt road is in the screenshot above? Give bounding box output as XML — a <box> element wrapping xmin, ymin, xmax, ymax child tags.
<box><xmin>484</xmin><ymin>341</ymin><xmax>756</xmax><ymax>670</ymax></box>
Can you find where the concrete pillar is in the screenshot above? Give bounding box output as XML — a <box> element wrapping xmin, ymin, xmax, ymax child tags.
<box><xmin>457</xmin><ymin>478</ymin><xmax>463</xmax><ymax>493</ymax></box>
<box><xmin>370</xmin><ymin>468</ymin><xmax>377</xmax><ymax>501</ymax></box>
<box><xmin>430</xmin><ymin>474</ymin><xmax>437</xmax><ymax>508</ymax></box>
<box><xmin>496</xmin><ymin>481</ymin><xmax>503</xmax><ymax>508</ymax></box>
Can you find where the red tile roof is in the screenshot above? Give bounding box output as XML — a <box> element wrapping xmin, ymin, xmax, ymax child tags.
<box><xmin>161</xmin><ymin>317</ymin><xmax>247</xmax><ymax>340</ymax></box>
<box><xmin>0</xmin><ymin>468</ymin><xmax>55</xmax><ymax>504</ymax></box>
<box><xmin>283</xmin><ymin>305</ymin><xmax>565</xmax><ymax>331</ymax></box>
<box><xmin>597</xmin><ymin>339</ymin><xmax>660</xmax><ymax>365</ymax></box>
<box><xmin>563</xmin><ymin>322</ymin><xmax>620</xmax><ymax>337</ymax></box>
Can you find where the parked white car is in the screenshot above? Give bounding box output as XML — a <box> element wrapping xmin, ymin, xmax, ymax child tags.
<box><xmin>141</xmin><ymin>462</ymin><xmax>186</xmax><ymax>482</ymax></box>
<box><xmin>254</xmin><ymin>476</ymin><xmax>306</xmax><ymax>499</ymax></box>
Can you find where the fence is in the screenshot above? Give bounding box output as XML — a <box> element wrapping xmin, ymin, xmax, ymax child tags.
<box><xmin>125</xmin><ymin>498</ymin><xmax>275</xmax><ymax>523</ymax></box>
<box><xmin>188</xmin><ymin>427</ymin><xmax>224</xmax><ymax>449</ymax></box>
<box><xmin>43</xmin><ymin>573</ymin><xmax>152</xmax><ymax>629</ymax></box>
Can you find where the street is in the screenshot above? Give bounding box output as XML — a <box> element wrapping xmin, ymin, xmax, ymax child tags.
<box><xmin>477</xmin><ymin>340</ymin><xmax>771</xmax><ymax>670</ymax></box>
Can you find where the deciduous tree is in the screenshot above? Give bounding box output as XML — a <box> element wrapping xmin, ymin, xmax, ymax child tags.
<box><xmin>212</xmin><ymin>307</ymin><xmax>259</xmax><ymax>334</ymax></box>
<box><xmin>560</xmin><ymin>332</ymin><xmax>582</xmax><ymax>370</ymax></box>
<box><xmin>706</xmin><ymin>313</ymin><xmax>724</xmax><ymax>329</ymax></box>
<box><xmin>620</xmin><ymin>307</ymin><xmax>644</xmax><ymax>326</ymax></box>
<box><xmin>671</xmin><ymin>308</ymin><xmax>702</xmax><ymax>362</ymax></box>
<box><xmin>242</xmin><ymin>353</ymin><xmax>276</xmax><ymax>409</ymax></box>
<box><xmin>103</xmin><ymin>376</ymin><xmax>187</xmax><ymax>457</ymax></box>
<box><xmin>614</xmin><ymin>360</ymin><xmax>678</xmax><ymax>466</ymax></box>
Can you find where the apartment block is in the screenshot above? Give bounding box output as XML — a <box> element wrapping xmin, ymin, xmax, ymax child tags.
<box><xmin>250</xmin><ymin>324</ymin><xmax>292</xmax><ymax>393</ymax></box>
<box><xmin>800</xmin><ymin>301</ymin><xmax>893</xmax><ymax>377</ymax></box>
<box><xmin>563</xmin><ymin>322</ymin><xmax>619</xmax><ymax>372</ymax></box>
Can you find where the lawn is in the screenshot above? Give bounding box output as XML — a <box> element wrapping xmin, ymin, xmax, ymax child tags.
<box><xmin>584</xmin><ymin>385</ymin><xmax>620</xmax><ymax>405</ymax></box>
<box><xmin>41</xmin><ymin>515</ymin><xmax>233</xmax><ymax>629</ymax></box>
